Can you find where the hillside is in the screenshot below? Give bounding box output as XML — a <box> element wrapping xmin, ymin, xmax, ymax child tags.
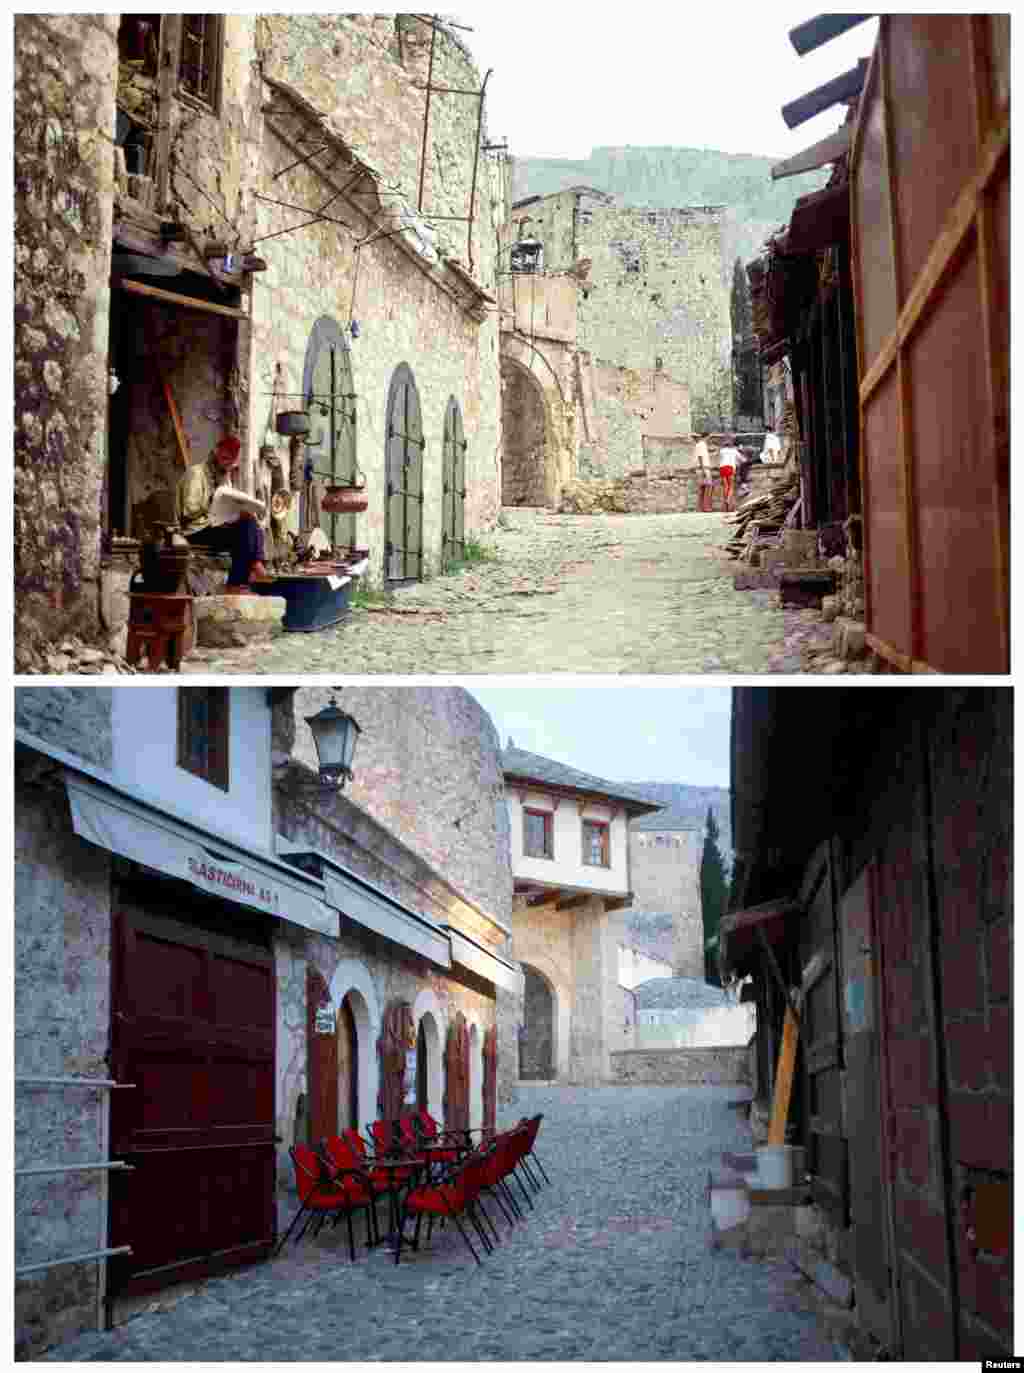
<box><xmin>512</xmin><ymin>144</ymin><xmax>830</xmax><ymax>277</ymax></box>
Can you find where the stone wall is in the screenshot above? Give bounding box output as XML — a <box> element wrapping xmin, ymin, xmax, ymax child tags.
<box><xmin>286</xmin><ymin>687</ymin><xmax>512</xmax><ymax>933</ymax></box>
<box><xmin>276</xmin><ymin>687</ymin><xmax>519</xmax><ymax>1107</ymax></box>
<box><xmin>576</xmin><ymin>356</ymin><xmax>691</xmax><ymax>479</ymax></box>
<box><xmin>15</xmin><ymin>768</ymin><xmax>113</xmax><ymax>1360</ymax></box>
<box><xmin>14</xmin><ymin>15</ymin><xmax>118</xmax><ymax>663</ymax></box>
<box><xmin>558</xmin><ymin>470</ymin><xmax>734</xmax><ymax>514</ymax></box>
<box><xmin>15</xmin><ymin>687</ymin><xmax>114</xmax><ymax>769</ymax></box>
<box><xmin>609</xmin><ymin>1046</ymin><xmax>751</xmax><ymax>1086</ymax></box>
<box><xmin>576</xmin><ymin>205</ymin><xmax>732</xmax><ymax>433</ymax></box>
<box><xmin>253</xmin><ymin>15</ymin><xmax>505</xmax><ymax>584</ymax></box>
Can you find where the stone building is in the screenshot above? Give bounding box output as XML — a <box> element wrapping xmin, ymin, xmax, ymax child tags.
<box><xmin>497</xmin><ymin>186</ymin><xmax>732</xmax><ymax>505</ymax></box>
<box><xmin>14</xmin><ymin>14</ymin><xmax>508</xmax><ymax>666</ymax></box>
<box><xmin>629</xmin><ymin>807</ymin><xmax>704</xmax><ymax>979</ymax></box>
<box><xmin>500</xmin><ymin>744</ymin><xmax>662</xmax><ymax>1085</ymax></box>
<box><xmin>15</xmin><ymin>684</ymin><xmax>520</xmax><ymax>1357</ymax></box>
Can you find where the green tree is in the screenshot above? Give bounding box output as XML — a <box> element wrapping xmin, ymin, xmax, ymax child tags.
<box><xmin>700</xmin><ymin>805</ymin><xmax>728</xmax><ymax>986</ymax></box>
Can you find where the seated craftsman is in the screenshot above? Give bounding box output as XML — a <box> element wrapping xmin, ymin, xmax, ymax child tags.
<box><xmin>175</xmin><ymin>435</ymin><xmax>270</xmax><ymax>593</ymax></box>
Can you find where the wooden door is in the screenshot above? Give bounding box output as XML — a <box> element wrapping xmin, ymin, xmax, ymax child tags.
<box><xmin>377</xmin><ymin>1000</ymin><xmax>413</xmax><ymax>1123</ymax></box>
<box><xmin>384</xmin><ymin>364</ymin><xmax>424</xmax><ymax>582</ymax></box>
<box><xmin>482</xmin><ymin>1025</ymin><xmax>498</xmax><ymax>1137</ymax></box>
<box><xmin>109</xmin><ymin>908</ymin><xmax>276</xmax><ymax>1295</ymax></box>
<box><xmin>799</xmin><ymin>843</ymin><xmax>849</xmax><ymax>1228</ymax></box>
<box><xmin>445</xmin><ymin>1012</ymin><xmax>470</xmax><ymax>1134</ymax></box>
<box><xmin>303</xmin><ymin>316</ymin><xmax>357</xmax><ymax>550</ymax></box>
<box><xmin>840</xmin><ymin>863</ymin><xmax>894</xmax><ymax>1347</ymax></box>
<box><xmin>337</xmin><ymin>997</ymin><xmax>358</xmax><ymax>1131</ymax></box>
<box><xmin>306</xmin><ymin>966</ymin><xmax>337</xmax><ymax>1146</ymax></box>
<box><xmin>441</xmin><ymin>397</ymin><xmax>466</xmax><ymax>570</ymax></box>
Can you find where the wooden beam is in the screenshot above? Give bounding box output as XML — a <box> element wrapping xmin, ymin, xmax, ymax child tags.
<box><xmin>782</xmin><ymin>60</ymin><xmax>868</xmax><ymax>130</ymax></box>
<box><xmin>768</xmin><ymin>1005</ymin><xmax>800</xmax><ymax>1146</ymax></box>
<box><xmin>116</xmin><ymin>277</ymin><xmax>250</xmax><ymax>321</ymax></box>
<box><xmin>771</xmin><ymin>126</ymin><xmax>851</xmax><ymax>181</ymax></box>
<box><xmin>789</xmin><ymin>13</ymin><xmax>874</xmax><ymax>57</ymax></box>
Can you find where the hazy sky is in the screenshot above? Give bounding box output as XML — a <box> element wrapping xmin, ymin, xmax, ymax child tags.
<box><xmin>466</xmin><ymin>685</ymin><xmax>732</xmax><ymax>788</ymax></box>
<box><xmin>459</xmin><ymin>9</ymin><xmax>879</xmax><ymax>162</ymax></box>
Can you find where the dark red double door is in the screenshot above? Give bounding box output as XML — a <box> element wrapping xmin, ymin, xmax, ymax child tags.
<box><xmin>109</xmin><ymin>906</ymin><xmax>277</xmax><ymax>1296</ymax></box>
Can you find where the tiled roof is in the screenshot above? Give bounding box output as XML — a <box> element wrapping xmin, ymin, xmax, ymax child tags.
<box><xmin>501</xmin><ymin>746</ymin><xmax>664</xmax><ymax>816</ymax></box>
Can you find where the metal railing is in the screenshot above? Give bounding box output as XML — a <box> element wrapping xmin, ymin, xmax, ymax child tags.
<box><xmin>15</xmin><ymin>1076</ymin><xmax>136</xmax><ymax>1332</ymax></box>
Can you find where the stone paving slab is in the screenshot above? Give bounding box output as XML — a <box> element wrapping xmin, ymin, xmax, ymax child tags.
<box><xmin>41</xmin><ymin>1086</ymin><xmax>840</xmax><ymax>1362</ymax></box>
<box><xmin>180</xmin><ymin>510</ymin><xmax>847</xmax><ymax>676</ymax></box>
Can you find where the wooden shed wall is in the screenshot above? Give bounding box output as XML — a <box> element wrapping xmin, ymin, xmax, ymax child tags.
<box><xmin>851</xmin><ymin>16</ymin><xmax>1009</xmax><ymax>673</ymax></box>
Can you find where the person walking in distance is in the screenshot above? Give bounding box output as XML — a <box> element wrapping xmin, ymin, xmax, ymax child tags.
<box><xmin>717</xmin><ymin>434</ymin><xmax>742</xmax><ymax>512</ymax></box>
<box><xmin>694</xmin><ymin>432</ymin><xmax>713</xmax><ymax>512</ymax></box>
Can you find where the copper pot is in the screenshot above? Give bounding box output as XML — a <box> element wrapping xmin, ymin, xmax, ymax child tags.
<box><xmin>321</xmin><ymin>485</ymin><xmax>368</xmax><ymax>514</ymax></box>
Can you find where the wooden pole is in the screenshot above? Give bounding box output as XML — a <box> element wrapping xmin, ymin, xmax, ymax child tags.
<box><xmin>768</xmin><ymin>1005</ymin><xmax>800</xmax><ymax>1146</ymax></box>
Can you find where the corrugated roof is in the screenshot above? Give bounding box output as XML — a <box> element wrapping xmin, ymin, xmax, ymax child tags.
<box><xmin>501</xmin><ymin>746</ymin><xmax>664</xmax><ymax>815</ymax></box>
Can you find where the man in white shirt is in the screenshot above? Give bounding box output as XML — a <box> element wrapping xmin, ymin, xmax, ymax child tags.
<box><xmin>694</xmin><ymin>432</ymin><xmax>713</xmax><ymax>512</ymax></box>
<box><xmin>176</xmin><ymin>434</ymin><xmax>270</xmax><ymax>593</ymax></box>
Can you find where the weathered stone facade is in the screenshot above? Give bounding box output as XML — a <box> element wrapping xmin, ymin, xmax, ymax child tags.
<box><xmin>16</xmin><ymin>684</ymin><xmax>521</xmax><ymax>1354</ymax></box>
<box><xmin>609</xmin><ymin>1046</ymin><xmax>751</xmax><ymax>1086</ymax></box>
<box><xmin>499</xmin><ymin>188</ymin><xmax>733</xmax><ymax>502</ymax></box>
<box><xmin>277</xmin><ymin>686</ymin><xmax>520</xmax><ymax>1110</ymax></box>
<box><xmin>15</xmin><ymin>15</ymin><xmax>507</xmax><ymax>664</ymax></box>
<box><xmin>514</xmin><ymin>891</ymin><xmax>627</xmax><ymax>1086</ymax></box>
<box><xmin>14</xmin><ymin>15</ymin><xmax>119</xmax><ymax>656</ymax></box>
<box><xmin>15</xmin><ymin>771</ymin><xmax>113</xmax><ymax>1361</ymax></box>
<box><xmin>630</xmin><ymin>827</ymin><xmax>703</xmax><ymax>979</ymax></box>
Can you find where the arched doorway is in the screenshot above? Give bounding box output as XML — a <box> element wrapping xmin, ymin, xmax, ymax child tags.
<box><xmin>520</xmin><ymin>964</ymin><xmax>556</xmax><ymax>1080</ymax></box>
<box><xmin>336</xmin><ymin>995</ymin><xmax>359</xmax><ymax>1131</ymax></box>
<box><xmin>441</xmin><ymin>397</ymin><xmax>466</xmax><ymax>570</ymax></box>
<box><xmin>416</xmin><ymin>1011</ymin><xmax>443</xmax><ymax>1121</ymax></box>
<box><xmin>501</xmin><ymin>357</ymin><xmax>549</xmax><ymax>506</ymax></box>
<box><xmin>302</xmin><ymin>316</ymin><xmax>358</xmax><ymax>551</ymax></box>
<box><xmin>384</xmin><ymin>363</ymin><xmax>424</xmax><ymax>582</ymax></box>
<box><xmin>468</xmin><ymin>1023</ymin><xmax>483</xmax><ymax>1133</ymax></box>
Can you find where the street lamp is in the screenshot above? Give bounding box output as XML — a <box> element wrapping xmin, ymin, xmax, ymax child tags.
<box><xmin>304</xmin><ymin>696</ymin><xmax>362</xmax><ymax>789</ymax></box>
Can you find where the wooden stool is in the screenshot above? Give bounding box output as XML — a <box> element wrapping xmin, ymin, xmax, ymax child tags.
<box><xmin>126</xmin><ymin>594</ymin><xmax>194</xmax><ymax>671</ymax></box>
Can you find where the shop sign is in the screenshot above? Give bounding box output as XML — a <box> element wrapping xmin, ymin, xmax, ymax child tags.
<box><xmin>186</xmin><ymin>851</ymin><xmax>282</xmax><ymax>915</ymax></box>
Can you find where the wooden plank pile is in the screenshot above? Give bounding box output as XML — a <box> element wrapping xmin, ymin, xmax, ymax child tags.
<box><xmin>725</xmin><ymin>463</ymin><xmax>801</xmax><ymax>562</ymax></box>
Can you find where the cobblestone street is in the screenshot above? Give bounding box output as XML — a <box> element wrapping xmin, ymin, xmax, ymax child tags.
<box><xmin>182</xmin><ymin>510</ymin><xmax>831</xmax><ymax>676</ymax></box>
<box><xmin>43</xmin><ymin>1086</ymin><xmax>840</xmax><ymax>1362</ymax></box>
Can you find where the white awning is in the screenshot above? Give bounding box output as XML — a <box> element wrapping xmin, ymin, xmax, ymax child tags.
<box><xmin>65</xmin><ymin>774</ymin><xmax>336</xmax><ymax>937</ymax></box>
<box><xmin>302</xmin><ymin>857</ymin><xmax>450</xmax><ymax>969</ymax></box>
<box><xmin>445</xmin><ymin>927</ymin><xmax>524</xmax><ymax>996</ymax></box>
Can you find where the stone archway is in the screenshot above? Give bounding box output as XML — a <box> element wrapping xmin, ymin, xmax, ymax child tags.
<box><xmin>412</xmin><ymin>987</ymin><xmax>446</xmax><ymax>1122</ymax></box>
<box><xmin>328</xmin><ymin>959</ymin><xmax>380</xmax><ymax>1131</ymax></box>
<box><xmin>520</xmin><ymin>963</ymin><xmax>557</xmax><ymax>1080</ymax></box>
<box><xmin>501</xmin><ymin>357</ymin><xmax>549</xmax><ymax>507</ymax></box>
<box><xmin>499</xmin><ymin>332</ymin><xmax>574</xmax><ymax>509</ymax></box>
<box><xmin>467</xmin><ymin>1021</ymin><xmax>483</xmax><ymax>1132</ymax></box>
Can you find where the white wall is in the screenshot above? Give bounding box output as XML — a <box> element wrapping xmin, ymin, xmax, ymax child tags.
<box><xmin>619</xmin><ymin>945</ymin><xmax>673</xmax><ymax>989</ymax></box>
<box><xmin>635</xmin><ymin>1004</ymin><xmax>755</xmax><ymax>1048</ymax></box>
<box><xmin>507</xmin><ymin>789</ymin><xmax>629</xmax><ymax>895</ymax></box>
<box><xmin>111</xmin><ymin>687</ymin><xmax>274</xmax><ymax>853</ymax></box>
